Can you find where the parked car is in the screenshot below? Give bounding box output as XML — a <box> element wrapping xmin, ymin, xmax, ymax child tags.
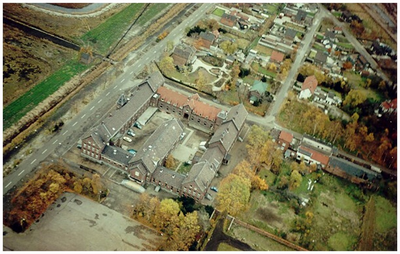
<box><xmin>127</xmin><ymin>149</ymin><xmax>137</xmax><ymax>155</ymax></box>
<box><xmin>127</xmin><ymin>129</ymin><xmax>136</xmax><ymax>137</ymax></box>
<box><xmin>123</xmin><ymin>136</ymin><xmax>132</xmax><ymax>143</ymax></box>
<box><xmin>210</xmin><ymin>186</ymin><xmax>218</xmax><ymax>192</ymax></box>
<box><xmin>133</xmin><ymin>122</ymin><xmax>142</xmax><ymax>129</ymax></box>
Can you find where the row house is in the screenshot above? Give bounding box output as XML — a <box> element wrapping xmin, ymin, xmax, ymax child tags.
<box><xmin>296</xmin><ymin>145</ymin><xmax>330</xmax><ymax>169</ymax></box>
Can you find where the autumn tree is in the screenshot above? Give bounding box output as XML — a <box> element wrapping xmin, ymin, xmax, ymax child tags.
<box><xmin>232</xmin><ymin>160</ymin><xmax>268</xmax><ymax>190</ymax></box>
<box><xmin>216</xmin><ymin>174</ymin><xmax>251</xmax><ymax>216</ymax></box>
<box><xmin>91</xmin><ymin>174</ymin><xmax>101</xmax><ymax>195</ymax></box>
<box><xmin>159</xmin><ymin>55</ymin><xmax>175</xmax><ymax>73</ymax></box>
<box><xmin>206</xmin><ymin>18</ymin><xmax>219</xmax><ymax>31</ymax></box>
<box><xmin>268</xmin><ymin>62</ymin><xmax>277</xmax><ymax>72</ymax></box>
<box><xmin>155</xmin><ymin>198</ymin><xmax>181</xmax><ymax>229</ymax></box>
<box><xmin>289</xmin><ymin>170</ymin><xmax>302</xmax><ymax>190</ymax></box>
<box><xmin>166</xmin><ymin>40</ymin><xmax>174</xmax><ymax>52</ymax></box>
<box><xmin>220</xmin><ymin>40</ymin><xmax>238</xmax><ymax>55</ymax></box>
<box><xmin>195</xmin><ymin>71</ymin><xmax>207</xmax><ymax>92</ymax></box>
<box><xmin>165</xmin><ymin>154</ymin><xmax>176</xmax><ymax>169</ymax></box>
<box><xmin>343</xmin><ymin>89</ymin><xmax>367</xmax><ymax>108</ymax></box>
<box><xmin>343</xmin><ymin>61</ymin><xmax>353</xmax><ymax>70</ymax></box>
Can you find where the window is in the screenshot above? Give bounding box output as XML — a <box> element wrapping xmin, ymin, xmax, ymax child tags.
<box><xmin>84</xmin><ymin>144</ymin><xmax>87</xmax><ymax>148</ymax></box>
<box><xmin>135</xmin><ymin>171</ymin><xmax>140</xmax><ymax>177</ymax></box>
<box><xmin>88</xmin><ymin>141</ymin><xmax>91</xmax><ymax>145</ymax></box>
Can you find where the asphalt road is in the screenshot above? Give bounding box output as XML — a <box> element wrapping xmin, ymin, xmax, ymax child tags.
<box><xmin>3</xmin><ymin>3</ymin><xmax>215</xmax><ymax>194</ymax></box>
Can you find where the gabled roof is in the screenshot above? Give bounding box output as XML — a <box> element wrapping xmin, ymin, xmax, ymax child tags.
<box><xmin>129</xmin><ymin>118</ymin><xmax>184</xmax><ymax>173</ymax></box>
<box><xmin>172</xmin><ymin>44</ymin><xmax>196</xmax><ymax>61</ymax></box>
<box><xmin>325</xmin><ymin>30</ymin><xmax>336</xmax><ymax>40</ymax></box>
<box><xmin>152</xmin><ymin>167</ymin><xmax>186</xmax><ymax>189</ymax></box>
<box><xmin>315</xmin><ymin>50</ymin><xmax>328</xmax><ymax>64</ymax></box>
<box><xmin>301</xmin><ymin>75</ymin><xmax>318</xmax><ymax>94</ymax></box>
<box><xmin>298</xmin><ymin>145</ymin><xmax>330</xmax><ymax>166</ymax></box>
<box><xmin>157</xmin><ymin>86</ymin><xmax>221</xmax><ymax>121</ymax></box>
<box><xmin>279</xmin><ymin>130</ymin><xmax>293</xmax><ymax>144</ymax></box>
<box><xmin>199</xmin><ymin>31</ymin><xmax>216</xmax><ymax>42</ymax></box>
<box><xmin>284</xmin><ymin>28</ymin><xmax>297</xmax><ymax>40</ymax></box>
<box><xmin>224</xmin><ymin>103</ymin><xmax>248</xmax><ymax>132</ymax></box>
<box><xmin>329</xmin><ymin>157</ymin><xmax>378</xmax><ymax>180</ymax></box>
<box><xmin>102</xmin><ymin>145</ymin><xmax>133</xmax><ymax>165</ymax></box>
<box><xmin>182</xmin><ymin>160</ymin><xmax>216</xmax><ymax>192</ymax></box>
<box><xmin>295</xmin><ymin>9</ymin><xmax>307</xmax><ymax>22</ymax></box>
<box><xmin>250</xmin><ymin>80</ymin><xmax>268</xmax><ymax>94</ymax></box>
<box><xmin>209</xmin><ymin>121</ymin><xmax>238</xmax><ymax>154</ymax></box>
<box><xmin>270</xmin><ymin>50</ymin><xmax>285</xmax><ymax>63</ymax></box>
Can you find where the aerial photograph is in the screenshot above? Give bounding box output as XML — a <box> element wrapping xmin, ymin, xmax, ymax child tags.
<box><xmin>3</xmin><ymin>2</ymin><xmax>397</xmax><ymax>251</ymax></box>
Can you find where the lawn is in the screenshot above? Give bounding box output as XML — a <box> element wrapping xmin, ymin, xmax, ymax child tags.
<box><xmin>81</xmin><ymin>3</ymin><xmax>145</xmax><ymax>54</ymax></box>
<box><xmin>217</xmin><ymin>242</ymin><xmax>240</xmax><ymax>251</ymax></box>
<box><xmin>137</xmin><ymin>3</ymin><xmax>170</xmax><ymax>26</ymax></box>
<box><xmin>253</xmin><ymin>44</ymin><xmax>273</xmax><ymax>56</ymax></box>
<box><xmin>374</xmin><ymin>195</ymin><xmax>396</xmax><ymax>233</ymax></box>
<box><xmin>252</xmin><ymin>62</ymin><xmax>277</xmax><ymax>78</ymax></box>
<box><xmin>177</xmin><ymin>163</ymin><xmax>192</xmax><ymax>174</ymax></box>
<box><xmin>332</xmin><ymin>11</ymin><xmax>342</xmax><ymax>18</ymax></box>
<box><xmin>247</xmin><ymin>37</ymin><xmax>261</xmax><ymax>53</ymax></box>
<box><xmin>3</xmin><ymin>61</ymin><xmax>88</xmax><ymax>129</ymax></box>
<box><xmin>263</xmin><ymin>3</ymin><xmax>279</xmax><ymax>15</ymax></box>
<box><xmin>212</xmin><ymin>8</ymin><xmax>225</xmax><ymax>17</ymax></box>
<box><xmin>337</xmin><ymin>42</ymin><xmax>355</xmax><ymax>50</ymax></box>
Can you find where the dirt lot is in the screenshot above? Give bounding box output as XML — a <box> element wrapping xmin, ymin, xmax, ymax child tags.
<box><xmin>3</xmin><ymin>192</ymin><xmax>163</xmax><ymax>251</ymax></box>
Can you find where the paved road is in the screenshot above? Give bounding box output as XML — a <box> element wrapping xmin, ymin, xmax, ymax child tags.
<box><xmin>3</xmin><ymin>3</ymin><xmax>215</xmax><ymax>194</ymax></box>
<box><xmin>318</xmin><ymin>4</ymin><xmax>390</xmax><ymax>83</ymax></box>
<box><xmin>268</xmin><ymin>8</ymin><xmax>328</xmax><ymax>118</ymax></box>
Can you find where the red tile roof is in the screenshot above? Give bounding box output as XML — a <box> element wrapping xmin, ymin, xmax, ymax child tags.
<box><xmin>300</xmin><ymin>145</ymin><xmax>330</xmax><ymax>166</ymax></box>
<box><xmin>157</xmin><ymin>86</ymin><xmax>221</xmax><ymax>121</ymax></box>
<box><xmin>279</xmin><ymin>130</ymin><xmax>293</xmax><ymax>144</ymax></box>
<box><xmin>270</xmin><ymin>50</ymin><xmax>285</xmax><ymax>63</ymax></box>
<box><xmin>301</xmin><ymin>75</ymin><xmax>318</xmax><ymax>94</ymax></box>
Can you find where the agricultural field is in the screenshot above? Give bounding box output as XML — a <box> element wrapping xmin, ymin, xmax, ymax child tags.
<box><xmin>236</xmin><ymin>159</ymin><xmax>397</xmax><ymax>251</ymax></box>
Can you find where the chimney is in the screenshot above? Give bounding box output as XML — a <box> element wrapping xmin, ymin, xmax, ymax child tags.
<box><xmin>172</xmin><ymin>174</ymin><xmax>175</xmax><ymax>179</ymax></box>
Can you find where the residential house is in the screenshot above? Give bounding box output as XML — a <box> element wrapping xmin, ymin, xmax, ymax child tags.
<box><xmin>284</xmin><ymin>28</ymin><xmax>297</xmax><ymax>44</ymax></box>
<box><xmin>198</xmin><ymin>31</ymin><xmax>216</xmax><ymax>49</ymax></box>
<box><xmin>151</xmin><ymin>167</ymin><xmax>186</xmax><ymax>195</ymax></box>
<box><xmin>296</xmin><ymin>145</ymin><xmax>330</xmax><ymax>169</ymax></box>
<box><xmin>299</xmin><ymin>75</ymin><xmax>318</xmax><ymax>99</ymax></box>
<box><xmin>278</xmin><ymin>130</ymin><xmax>293</xmax><ymax>151</ymax></box>
<box><xmin>380</xmin><ymin>99</ymin><xmax>397</xmax><ymax>115</ymax></box>
<box><xmin>225</xmin><ymin>55</ymin><xmax>235</xmax><ymax>65</ymax></box>
<box><xmin>171</xmin><ymin>44</ymin><xmax>197</xmax><ymax>68</ymax></box>
<box><xmin>324</xmin><ymin>30</ymin><xmax>336</xmax><ymax>42</ymax></box>
<box><xmin>249</xmin><ymin>80</ymin><xmax>268</xmax><ymax>104</ymax></box>
<box><xmin>220</xmin><ymin>13</ymin><xmax>237</xmax><ymax>27</ymax></box>
<box><xmin>314</xmin><ymin>50</ymin><xmax>328</xmax><ymax>66</ymax></box>
<box><xmin>302</xmin><ymin>134</ymin><xmax>333</xmax><ymax>154</ymax></box>
<box><xmin>293</xmin><ymin>9</ymin><xmax>307</xmax><ymax>24</ymax></box>
<box><xmin>269</xmin><ymin>50</ymin><xmax>285</xmax><ymax>65</ymax></box>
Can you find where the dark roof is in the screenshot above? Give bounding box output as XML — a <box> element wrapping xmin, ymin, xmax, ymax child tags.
<box><xmin>182</xmin><ymin>160</ymin><xmax>216</xmax><ymax>192</ymax></box>
<box><xmin>222</xmin><ymin>13</ymin><xmax>237</xmax><ymax>22</ymax></box>
<box><xmin>200</xmin><ymin>146</ymin><xmax>224</xmax><ymax>169</ymax></box>
<box><xmin>315</xmin><ymin>50</ymin><xmax>327</xmax><ymax>64</ymax></box>
<box><xmin>285</xmin><ymin>28</ymin><xmax>297</xmax><ymax>40</ymax></box>
<box><xmin>325</xmin><ymin>31</ymin><xmax>336</xmax><ymax>40</ymax></box>
<box><xmin>102</xmin><ymin>145</ymin><xmax>133</xmax><ymax>165</ymax></box>
<box><xmin>129</xmin><ymin>118</ymin><xmax>184</xmax><ymax>173</ymax></box>
<box><xmin>172</xmin><ymin>44</ymin><xmax>196</xmax><ymax>61</ymax></box>
<box><xmin>329</xmin><ymin>157</ymin><xmax>379</xmax><ymax>180</ymax></box>
<box><xmin>295</xmin><ymin>10</ymin><xmax>307</xmax><ymax>22</ymax></box>
<box><xmin>152</xmin><ymin>167</ymin><xmax>186</xmax><ymax>189</ymax></box>
<box><xmin>269</xmin><ymin>128</ymin><xmax>281</xmax><ymax>141</ymax></box>
<box><xmin>224</xmin><ymin>103</ymin><xmax>248</xmax><ymax>132</ymax></box>
<box><xmin>209</xmin><ymin>121</ymin><xmax>238</xmax><ymax>155</ymax></box>
<box><xmin>199</xmin><ymin>31</ymin><xmax>216</xmax><ymax>42</ymax></box>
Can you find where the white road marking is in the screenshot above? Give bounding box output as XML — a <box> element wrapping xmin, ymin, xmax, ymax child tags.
<box><xmin>90</xmin><ymin>106</ymin><xmax>95</xmax><ymax>111</ymax></box>
<box><xmin>5</xmin><ymin>182</ymin><xmax>12</xmax><ymax>188</ymax></box>
<box><xmin>53</xmin><ymin>139</ymin><xmax>58</xmax><ymax>144</ymax></box>
<box><xmin>114</xmin><ymin>85</ymin><xmax>117</xmax><ymax>89</ymax></box>
<box><xmin>98</xmin><ymin>99</ymin><xmax>102</xmax><ymax>104</ymax></box>
<box><xmin>81</xmin><ymin>114</ymin><xmax>86</xmax><ymax>119</ymax></box>
<box><xmin>146</xmin><ymin>57</ymin><xmax>149</xmax><ymax>60</ymax></box>
<box><xmin>31</xmin><ymin>159</ymin><xmax>37</xmax><ymax>165</ymax></box>
<box><xmin>42</xmin><ymin>149</ymin><xmax>47</xmax><ymax>154</ymax></box>
<box><xmin>121</xmin><ymin>79</ymin><xmax>125</xmax><ymax>83</ymax></box>
<box><xmin>138</xmin><ymin>64</ymin><xmax>141</xmax><ymax>67</ymax></box>
<box><xmin>153</xmin><ymin>50</ymin><xmax>156</xmax><ymax>53</ymax></box>
<box><xmin>72</xmin><ymin>122</ymin><xmax>78</xmax><ymax>127</ymax></box>
<box><xmin>130</xmin><ymin>71</ymin><xmax>134</xmax><ymax>75</ymax></box>
<box><xmin>106</xmin><ymin>92</ymin><xmax>110</xmax><ymax>96</ymax></box>
<box><xmin>63</xmin><ymin>130</ymin><xmax>69</xmax><ymax>136</ymax></box>
<box><xmin>18</xmin><ymin>170</ymin><xmax>25</xmax><ymax>176</ymax></box>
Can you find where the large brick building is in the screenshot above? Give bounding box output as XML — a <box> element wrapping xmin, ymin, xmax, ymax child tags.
<box><xmin>80</xmin><ymin>72</ymin><xmax>248</xmax><ymax>201</ymax></box>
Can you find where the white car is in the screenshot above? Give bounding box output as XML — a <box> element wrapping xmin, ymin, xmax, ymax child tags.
<box><xmin>123</xmin><ymin>136</ymin><xmax>132</xmax><ymax>143</ymax></box>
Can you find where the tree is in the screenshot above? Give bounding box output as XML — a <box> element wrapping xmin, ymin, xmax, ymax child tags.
<box><xmin>232</xmin><ymin>160</ymin><xmax>268</xmax><ymax>190</ymax></box>
<box><xmin>216</xmin><ymin>174</ymin><xmax>251</xmax><ymax>216</ymax></box>
<box><xmin>342</xmin><ymin>61</ymin><xmax>353</xmax><ymax>70</ymax></box>
<box><xmin>155</xmin><ymin>199</ymin><xmax>181</xmax><ymax>229</ymax></box>
<box><xmin>165</xmin><ymin>154</ymin><xmax>176</xmax><ymax>169</ymax></box>
<box><xmin>195</xmin><ymin>71</ymin><xmax>207</xmax><ymax>91</ymax></box>
<box><xmin>91</xmin><ymin>174</ymin><xmax>101</xmax><ymax>195</ymax></box>
<box><xmin>268</xmin><ymin>62</ymin><xmax>277</xmax><ymax>72</ymax></box>
<box><xmin>165</xmin><ymin>211</ymin><xmax>201</xmax><ymax>251</ymax></box>
<box><xmin>206</xmin><ymin>19</ymin><xmax>219</xmax><ymax>31</ymax></box>
<box><xmin>73</xmin><ymin>181</ymin><xmax>83</xmax><ymax>194</ymax></box>
<box><xmin>231</xmin><ymin>63</ymin><xmax>240</xmax><ymax>91</ymax></box>
<box><xmin>220</xmin><ymin>40</ymin><xmax>238</xmax><ymax>54</ymax></box>
<box><xmin>278</xmin><ymin>175</ymin><xmax>289</xmax><ymax>189</ymax></box>
<box><xmin>159</xmin><ymin>55</ymin><xmax>175</xmax><ymax>73</ymax></box>
<box><xmin>166</xmin><ymin>40</ymin><xmax>174</xmax><ymax>52</ymax></box>
<box><xmin>289</xmin><ymin>170</ymin><xmax>302</xmax><ymax>190</ymax></box>
<box><xmin>343</xmin><ymin>89</ymin><xmax>367</xmax><ymax>107</ymax></box>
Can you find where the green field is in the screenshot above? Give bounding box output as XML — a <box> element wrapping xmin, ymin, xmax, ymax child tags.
<box><xmin>217</xmin><ymin>242</ymin><xmax>240</xmax><ymax>251</ymax></box>
<box><xmin>252</xmin><ymin>62</ymin><xmax>277</xmax><ymax>78</ymax></box>
<box><xmin>337</xmin><ymin>42</ymin><xmax>355</xmax><ymax>50</ymax></box>
<box><xmin>3</xmin><ymin>61</ymin><xmax>88</xmax><ymax>130</ymax></box>
<box><xmin>137</xmin><ymin>3</ymin><xmax>170</xmax><ymax>26</ymax></box>
<box><xmin>81</xmin><ymin>3</ymin><xmax>145</xmax><ymax>54</ymax></box>
<box><xmin>212</xmin><ymin>8</ymin><xmax>225</xmax><ymax>17</ymax></box>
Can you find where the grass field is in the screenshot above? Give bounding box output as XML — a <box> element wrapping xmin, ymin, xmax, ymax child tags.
<box><xmin>337</xmin><ymin>42</ymin><xmax>355</xmax><ymax>50</ymax></box>
<box><xmin>81</xmin><ymin>3</ymin><xmax>145</xmax><ymax>54</ymax></box>
<box><xmin>252</xmin><ymin>62</ymin><xmax>277</xmax><ymax>78</ymax></box>
<box><xmin>137</xmin><ymin>3</ymin><xmax>170</xmax><ymax>26</ymax></box>
<box><xmin>374</xmin><ymin>195</ymin><xmax>396</xmax><ymax>233</ymax></box>
<box><xmin>263</xmin><ymin>3</ymin><xmax>279</xmax><ymax>15</ymax></box>
<box><xmin>212</xmin><ymin>8</ymin><xmax>225</xmax><ymax>17</ymax></box>
<box><xmin>217</xmin><ymin>242</ymin><xmax>240</xmax><ymax>251</ymax></box>
<box><xmin>3</xmin><ymin>61</ymin><xmax>88</xmax><ymax>129</ymax></box>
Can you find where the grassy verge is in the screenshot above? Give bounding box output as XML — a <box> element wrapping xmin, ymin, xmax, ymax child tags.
<box><xmin>217</xmin><ymin>242</ymin><xmax>241</xmax><ymax>251</ymax></box>
<box><xmin>337</xmin><ymin>42</ymin><xmax>354</xmax><ymax>50</ymax></box>
<box><xmin>137</xmin><ymin>3</ymin><xmax>170</xmax><ymax>26</ymax></box>
<box><xmin>81</xmin><ymin>3</ymin><xmax>145</xmax><ymax>54</ymax></box>
<box><xmin>4</xmin><ymin>61</ymin><xmax>88</xmax><ymax>129</ymax></box>
<box><xmin>212</xmin><ymin>8</ymin><xmax>225</xmax><ymax>17</ymax></box>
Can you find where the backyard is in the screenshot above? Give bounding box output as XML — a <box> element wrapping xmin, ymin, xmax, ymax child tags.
<box><xmin>233</xmin><ymin>159</ymin><xmax>397</xmax><ymax>251</ymax></box>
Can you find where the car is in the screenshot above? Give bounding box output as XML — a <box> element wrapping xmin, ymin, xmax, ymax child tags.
<box><xmin>127</xmin><ymin>129</ymin><xmax>136</xmax><ymax>137</ymax></box>
<box><xmin>210</xmin><ymin>186</ymin><xmax>218</xmax><ymax>192</ymax></box>
<box><xmin>123</xmin><ymin>136</ymin><xmax>132</xmax><ymax>143</ymax></box>
<box><xmin>133</xmin><ymin>122</ymin><xmax>142</xmax><ymax>130</ymax></box>
<box><xmin>127</xmin><ymin>149</ymin><xmax>137</xmax><ymax>155</ymax></box>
